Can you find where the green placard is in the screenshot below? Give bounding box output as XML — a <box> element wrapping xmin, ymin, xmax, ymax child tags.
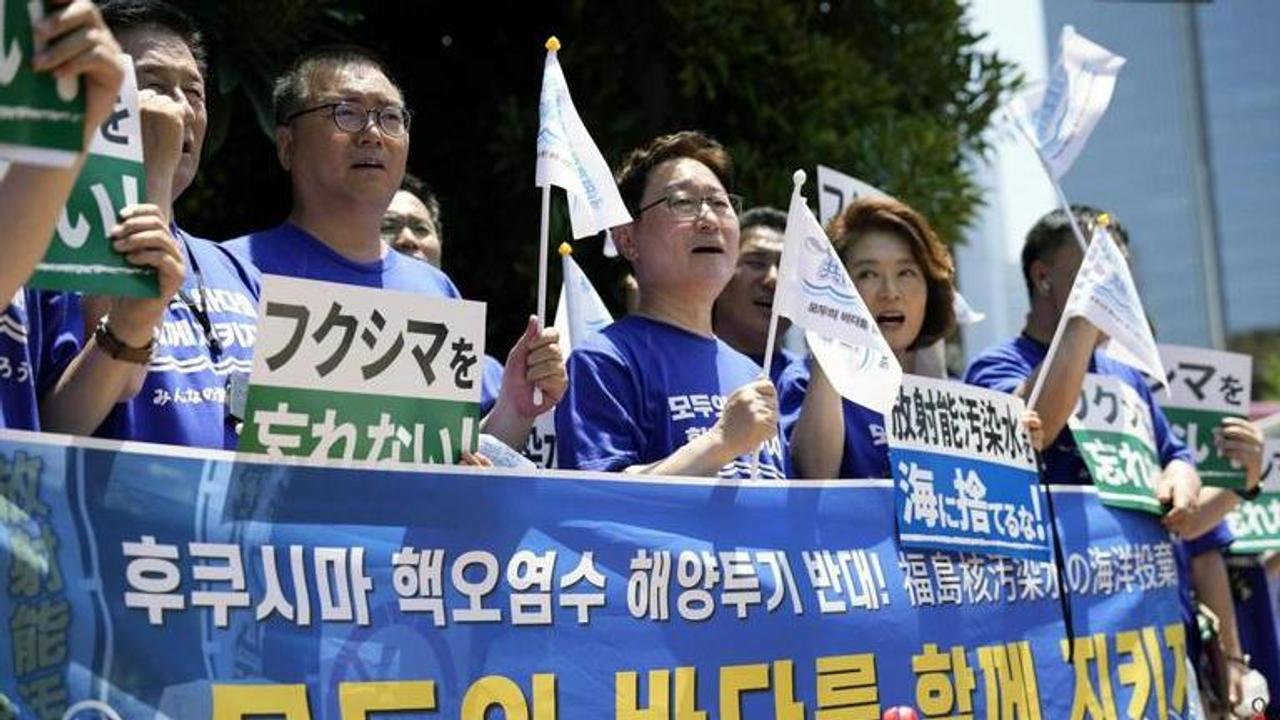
<box><xmin>240</xmin><ymin>384</ymin><xmax>480</xmax><ymax>464</ymax></box>
<box><xmin>1162</xmin><ymin>406</ymin><xmax>1246</xmax><ymax>489</ymax></box>
<box><xmin>1227</xmin><ymin>492</ymin><xmax>1280</xmax><ymax>553</ymax></box>
<box><xmin>1069</xmin><ymin>374</ymin><xmax>1163</xmax><ymax>515</ymax></box>
<box><xmin>27</xmin><ymin>153</ymin><xmax>153</xmax><ymax>295</ymax></box>
<box><xmin>0</xmin><ymin>0</ymin><xmax>85</xmax><ymax>166</ymax></box>
<box><xmin>26</xmin><ymin>54</ymin><xmax>154</xmax><ymax>297</ymax></box>
<box><xmin>1074</xmin><ymin>428</ymin><xmax>1163</xmax><ymax>515</ymax></box>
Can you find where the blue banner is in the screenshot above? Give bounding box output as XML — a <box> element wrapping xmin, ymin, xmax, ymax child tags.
<box><xmin>1</xmin><ymin>430</ymin><xmax>1190</xmax><ymax>719</ymax></box>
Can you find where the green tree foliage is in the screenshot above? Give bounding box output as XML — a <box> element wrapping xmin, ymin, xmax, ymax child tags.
<box><xmin>171</xmin><ymin>1</ymin><xmax>1018</xmax><ymax>355</ymax></box>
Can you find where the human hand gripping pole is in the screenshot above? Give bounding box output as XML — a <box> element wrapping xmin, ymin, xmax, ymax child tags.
<box><xmin>747</xmin><ymin>169</ymin><xmax>805</xmax><ymax>480</ymax></box>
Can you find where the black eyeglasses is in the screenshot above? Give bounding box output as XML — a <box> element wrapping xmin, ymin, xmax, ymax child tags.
<box><xmin>285</xmin><ymin>100</ymin><xmax>412</xmax><ymax>137</ymax></box>
<box><xmin>637</xmin><ymin>190</ymin><xmax>743</xmax><ymax>220</ymax></box>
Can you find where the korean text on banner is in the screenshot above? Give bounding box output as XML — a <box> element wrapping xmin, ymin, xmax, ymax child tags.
<box><xmin>238</xmin><ymin>274</ymin><xmax>486</xmax><ymax>464</ymax></box>
<box><xmin>0</xmin><ymin>429</ymin><xmax>1191</xmax><ymax>718</ymax></box>
<box><xmin>27</xmin><ymin>55</ymin><xmax>154</xmax><ymax>297</ymax></box>
<box><xmin>0</xmin><ymin>0</ymin><xmax>86</xmax><ymax>166</ymax></box>
<box><xmin>1069</xmin><ymin>374</ymin><xmax>1164</xmax><ymax>514</ymax></box>
<box><xmin>888</xmin><ymin>375</ymin><xmax>1049</xmax><ymax>561</ymax></box>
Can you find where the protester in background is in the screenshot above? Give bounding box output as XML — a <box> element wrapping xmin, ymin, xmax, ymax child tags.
<box><xmin>2</xmin><ymin>0</ymin><xmax>187</xmax><ymax>436</ymax></box>
<box><xmin>383</xmin><ymin>172</ymin><xmax>441</xmax><ymax>266</ymax></box>
<box><xmin>383</xmin><ymin>172</ymin><xmax>503</xmax><ymax>415</ymax></box>
<box><xmin>555</xmin><ymin>131</ymin><xmax>786</xmax><ymax>478</ymax></box>
<box><xmin>226</xmin><ymin>46</ymin><xmax>564</xmax><ymax>451</ymax></box>
<box><xmin>963</xmin><ymin>205</ymin><xmax>1252</xmax><ymax>705</ymax></box>
<box><xmin>780</xmin><ymin>196</ymin><xmax>961</xmax><ymax>480</ymax></box>
<box><xmin>712</xmin><ymin>205</ymin><xmax>798</xmax><ymax>385</ymax></box>
<box><xmin>964</xmin><ymin>205</ymin><xmax>1201</xmax><ymax>523</ymax></box>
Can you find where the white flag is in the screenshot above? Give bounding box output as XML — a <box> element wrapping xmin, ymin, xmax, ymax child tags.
<box><xmin>528</xmin><ymin>248</ymin><xmax>614</xmax><ymax>468</ymax></box>
<box><xmin>1009</xmin><ymin>26</ymin><xmax>1126</xmax><ymax>179</ymax></box>
<box><xmin>774</xmin><ymin>171</ymin><xmax>902</xmax><ymax>414</ymax></box>
<box><xmin>560</xmin><ymin>249</ymin><xmax>614</xmax><ymax>348</ymax></box>
<box><xmin>535</xmin><ymin>40</ymin><xmax>631</xmax><ymax>244</ymax></box>
<box><xmin>1064</xmin><ymin>223</ymin><xmax>1167</xmax><ymax>390</ymax></box>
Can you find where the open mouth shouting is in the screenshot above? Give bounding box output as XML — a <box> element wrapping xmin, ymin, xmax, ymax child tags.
<box><xmin>875</xmin><ymin>310</ymin><xmax>906</xmax><ymax>332</ymax></box>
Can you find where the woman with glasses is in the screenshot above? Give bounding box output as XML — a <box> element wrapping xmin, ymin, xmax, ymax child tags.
<box><xmin>555</xmin><ymin>131</ymin><xmax>787</xmax><ymax>479</ymax></box>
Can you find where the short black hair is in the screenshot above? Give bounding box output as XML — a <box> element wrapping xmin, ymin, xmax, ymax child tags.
<box><xmin>1021</xmin><ymin>204</ymin><xmax>1130</xmax><ymax>297</ymax></box>
<box><xmin>100</xmin><ymin>0</ymin><xmax>206</xmax><ymax>72</ymax></box>
<box><xmin>615</xmin><ymin>131</ymin><xmax>734</xmax><ymax>215</ymax></box>
<box><xmin>400</xmin><ymin>172</ymin><xmax>442</xmax><ymax>238</ymax></box>
<box><xmin>273</xmin><ymin>44</ymin><xmax>401</xmax><ymax>125</ymax></box>
<box><xmin>740</xmin><ymin>206</ymin><xmax>786</xmax><ymax>235</ymax></box>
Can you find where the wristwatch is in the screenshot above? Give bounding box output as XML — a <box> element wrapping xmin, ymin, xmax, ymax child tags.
<box><xmin>1235</xmin><ymin>483</ymin><xmax>1263</xmax><ymax>501</ymax></box>
<box><xmin>94</xmin><ymin>317</ymin><xmax>154</xmax><ymax>365</ymax></box>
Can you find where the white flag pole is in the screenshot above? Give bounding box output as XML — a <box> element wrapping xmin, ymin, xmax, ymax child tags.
<box><xmin>533</xmin><ymin>184</ymin><xmax>551</xmax><ymax>406</ymax></box>
<box><xmin>749</xmin><ymin>169</ymin><xmax>807</xmax><ymax>480</ymax></box>
<box><xmin>1008</xmin><ymin>113</ymin><xmax>1089</xmax><ymax>253</ymax></box>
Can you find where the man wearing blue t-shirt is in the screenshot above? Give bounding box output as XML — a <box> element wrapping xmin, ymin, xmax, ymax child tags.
<box><xmin>224</xmin><ymin>46</ymin><xmax>564</xmax><ymax>452</ymax></box>
<box><xmin>964</xmin><ymin>205</ymin><xmax>1200</xmax><ymax>527</ymax></box>
<box><xmin>2</xmin><ymin>0</ymin><xmax>187</xmax><ymax>436</ymax></box>
<box><xmin>712</xmin><ymin>205</ymin><xmax>799</xmax><ymax>386</ymax></box>
<box><xmin>555</xmin><ymin>131</ymin><xmax>786</xmax><ymax>479</ymax></box>
<box><xmin>52</xmin><ymin>0</ymin><xmax>262</xmax><ymax>450</ymax></box>
<box><xmin>965</xmin><ymin>205</ymin><xmax>1253</xmax><ymax>703</ymax></box>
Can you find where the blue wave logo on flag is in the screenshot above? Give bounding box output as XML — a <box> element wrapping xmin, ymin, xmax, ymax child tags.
<box><xmin>799</xmin><ymin>236</ymin><xmax>860</xmax><ymax>304</ymax></box>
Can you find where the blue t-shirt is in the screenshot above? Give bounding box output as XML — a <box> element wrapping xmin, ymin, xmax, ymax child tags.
<box><xmin>224</xmin><ymin>221</ymin><xmax>460</xmax><ymax>297</ymax></box>
<box><xmin>964</xmin><ymin>334</ymin><xmax>1193</xmax><ymax>485</ymax></box>
<box><xmin>555</xmin><ymin>315</ymin><xmax>787</xmax><ymax>479</ymax></box>
<box><xmin>777</xmin><ymin>357</ymin><xmax>889</xmax><ymax>480</ymax></box>
<box><xmin>481</xmin><ymin>353</ymin><xmax>503</xmax><ymax>416</ymax></box>
<box><xmin>91</xmin><ymin>229</ymin><xmax>261</xmax><ymax>449</ymax></box>
<box><xmin>0</xmin><ymin>289</ymin><xmax>80</xmax><ymax>431</ymax></box>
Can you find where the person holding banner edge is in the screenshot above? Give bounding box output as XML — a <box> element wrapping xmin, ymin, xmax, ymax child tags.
<box><xmin>555</xmin><ymin>131</ymin><xmax>787</xmax><ymax>479</ymax></box>
<box><xmin>225</xmin><ymin>46</ymin><xmax>566</xmax><ymax>453</ymax></box>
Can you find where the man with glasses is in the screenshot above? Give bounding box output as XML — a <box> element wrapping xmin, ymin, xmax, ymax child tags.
<box><xmin>226</xmin><ymin>46</ymin><xmax>565</xmax><ymax>452</ymax></box>
<box><xmin>555</xmin><ymin>131</ymin><xmax>787</xmax><ymax>479</ymax></box>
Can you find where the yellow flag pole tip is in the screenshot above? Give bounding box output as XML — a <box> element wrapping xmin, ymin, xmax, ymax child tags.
<box><xmin>558</xmin><ymin>241</ymin><xmax>573</xmax><ymax>257</ymax></box>
<box><xmin>792</xmin><ymin>169</ymin><xmax>807</xmax><ymax>188</ymax></box>
<box><xmin>546</xmin><ymin>36</ymin><xmax>561</xmax><ymax>52</ymax></box>
<box><xmin>1097</xmin><ymin>212</ymin><xmax>1111</xmax><ymax>227</ymax></box>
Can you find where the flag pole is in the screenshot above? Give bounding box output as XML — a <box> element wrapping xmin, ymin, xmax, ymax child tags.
<box><xmin>749</xmin><ymin>169</ymin><xmax>806</xmax><ymax>480</ymax></box>
<box><xmin>1008</xmin><ymin>113</ymin><xmax>1088</xmax><ymax>252</ymax></box>
<box><xmin>1025</xmin><ymin>213</ymin><xmax>1111</xmax><ymax>408</ymax></box>
<box><xmin>534</xmin><ymin>183</ymin><xmax>550</xmax><ymax>406</ymax></box>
